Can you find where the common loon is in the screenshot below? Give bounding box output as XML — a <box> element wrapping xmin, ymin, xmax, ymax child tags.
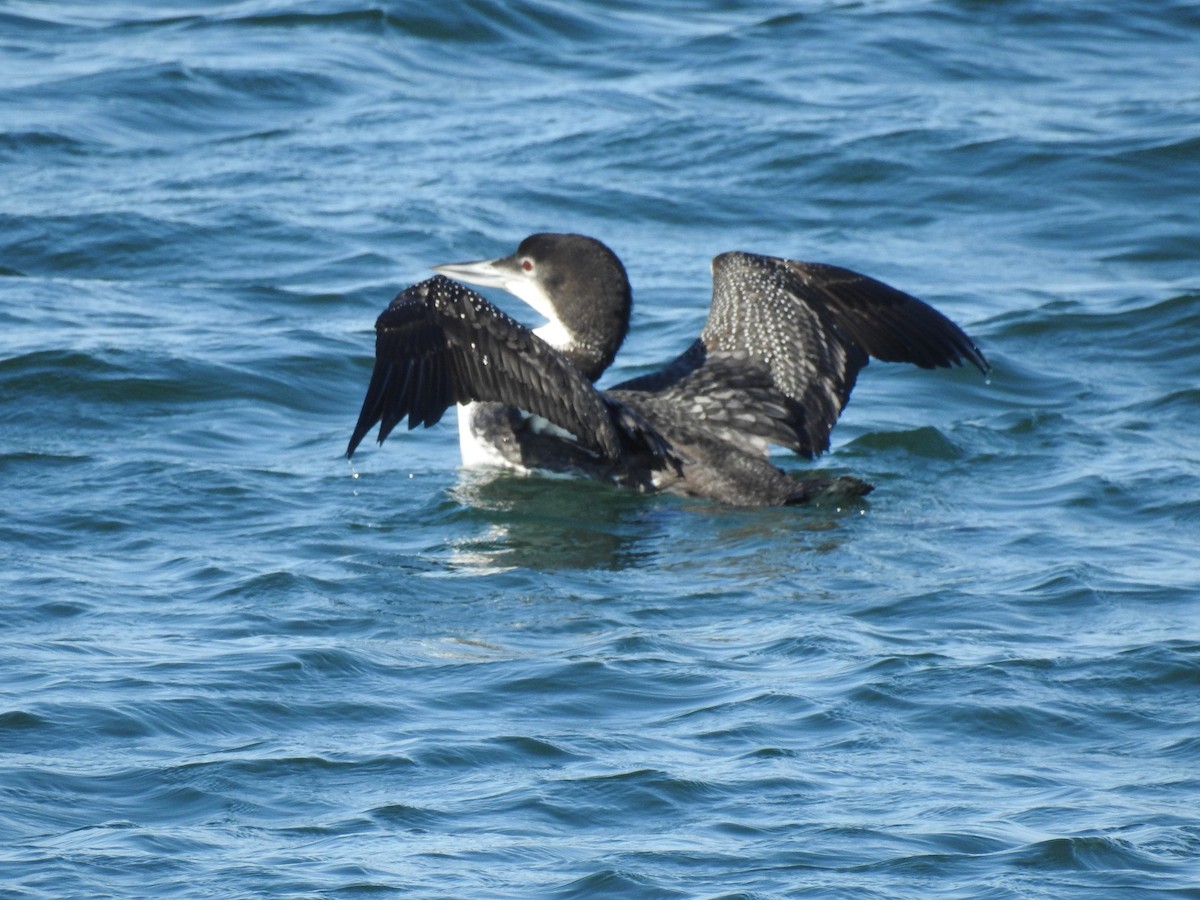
<box><xmin>346</xmin><ymin>233</ymin><xmax>989</xmax><ymax>506</ymax></box>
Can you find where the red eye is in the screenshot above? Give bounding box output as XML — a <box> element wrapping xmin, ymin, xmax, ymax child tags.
<box><xmin>521</xmin><ymin>259</ymin><xmax>533</xmax><ymax>271</ymax></box>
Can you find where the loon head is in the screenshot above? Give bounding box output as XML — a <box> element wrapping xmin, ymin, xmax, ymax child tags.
<box><xmin>433</xmin><ymin>233</ymin><xmax>631</xmax><ymax>381</ymax></box>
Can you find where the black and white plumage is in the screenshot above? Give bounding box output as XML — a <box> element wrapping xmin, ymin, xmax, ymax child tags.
<box><xmin>346</xmin><ymin>233</ymin><xmax>989</xmax><ymax>506</ymax></box>
<box><xmin>345</xmin><ymin>273</ymin><xmax>681</xmax><ymax>491</ymax></box>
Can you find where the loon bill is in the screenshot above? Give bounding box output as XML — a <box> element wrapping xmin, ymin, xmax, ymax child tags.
<box><xmin>346</xmin><ymin>233</ymin><xmax>989</xmax><ymax>506</ymax></box>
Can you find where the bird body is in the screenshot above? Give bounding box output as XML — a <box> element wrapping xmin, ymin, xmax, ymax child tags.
<box><xmin>347</xmin><ymin>234</ymin><xmax>989</xmax><ymax>506</ymax></box>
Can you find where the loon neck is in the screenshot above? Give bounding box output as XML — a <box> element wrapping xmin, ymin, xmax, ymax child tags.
<box><xmin>534</xmin><ymin>319</ymin><xmax>617</xmax><ymax>382</ymax></box>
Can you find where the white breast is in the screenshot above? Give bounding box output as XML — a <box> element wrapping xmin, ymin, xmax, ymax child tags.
<box><xmin>456</xmin><ymin>402</ymin><xmax>512</xmax><ymax>469</ymax></box>
<box><xmin>455</xmin><ymin>402</ymin><xmax>577</xmax><ymax>473</ymax></box>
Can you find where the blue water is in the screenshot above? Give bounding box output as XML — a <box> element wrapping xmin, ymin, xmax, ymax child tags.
<box><xmin>3</xmin><ymin>1</ymin><xmax>1200</xmax><ymax>896</ymax></box>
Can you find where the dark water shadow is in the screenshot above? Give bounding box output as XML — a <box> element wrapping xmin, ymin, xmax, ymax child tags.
<box><xmin>444</xmin><ymin>473</ymin><xmax>660</xmax><ymax>572</ymax></box>
<box><xmin>440</xmin><ymin>469</ymin><xmax>871</xmax><ymax>574</ymax></box>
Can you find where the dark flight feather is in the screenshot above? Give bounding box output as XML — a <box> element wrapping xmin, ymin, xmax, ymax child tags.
<box><xmin>613</xmin><ymin>251</ymin><xmax>989</xmax><ymax>457</ymax></box>
<box><xmin>346</xmin><ymin>275</ymin><xmax>680</xmax><ymax>474</ymax></box>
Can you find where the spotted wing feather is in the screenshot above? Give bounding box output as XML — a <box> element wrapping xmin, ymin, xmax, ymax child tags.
<box><xmin>615</xmin><ymin>251</ymin><xmax>988</xmax><ymax>457</ymax></box>
<box><xmin>767</xmin><ymin>258</ymin><xmax>990</xmax><ymax>373</ymax></box>
<box><xmin>346</xmin><ymin>275</ymin><xmax>677</xmax><ymax>469</ymax></box>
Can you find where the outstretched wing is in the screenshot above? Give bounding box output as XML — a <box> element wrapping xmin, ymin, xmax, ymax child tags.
<box><xmin>736</xmin><ymin>256</ymin><xmax>990</xmax><ymax>373</ymax></box>
<box><xmin>613</xmin><ymin>251</ymin><xmax>989</xmax><ymax>457</ymax></box>
<box><xmin>346</xmin><ymin>275</ymin><xmax>679</xmax><ymax>471</ymax></box>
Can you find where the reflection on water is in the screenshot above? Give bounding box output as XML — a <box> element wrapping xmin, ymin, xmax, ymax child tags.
<box><xmin>443</xmin><ymin>471</ymin><xmax>656</xmax><ymax>572</ymax></box>
<box><xmin>436</xmin><ymin>467</ymin><xmax>870</xmax><ymax>575</ymax></box>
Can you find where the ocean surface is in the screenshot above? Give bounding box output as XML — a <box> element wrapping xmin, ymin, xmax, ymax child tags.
<box><xmin>3</xmin><ymin>1</ymin><xmax>1199</xmax><ymax>896</ymax></box>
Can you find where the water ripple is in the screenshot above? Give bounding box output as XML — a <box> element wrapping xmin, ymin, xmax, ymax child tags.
<box><xmin>3</xmin><ymin>0</ymin><xmax>1200</xmax><ymax>896</ymax></box>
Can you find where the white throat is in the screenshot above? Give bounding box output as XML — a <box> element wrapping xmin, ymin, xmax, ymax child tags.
<box><xmin>504</xmin><ymin>278</ymin><xmax>574</xmax><ymax>352</ymax></box>
<box><xmin>533</xmin><ymin>318</ymin><xmax>573</xmax><ymax>351</ymax></box>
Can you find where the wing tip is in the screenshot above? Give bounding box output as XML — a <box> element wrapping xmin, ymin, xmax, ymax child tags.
<box><xmin>949</xmin><ymin>335</ymin><xmax>990</xmax><ymax>376</ymax></box>
<box><xmin>968</xmin><ymin>343</ymin><xmax>991</xmax><ymax>376</ymax></box>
